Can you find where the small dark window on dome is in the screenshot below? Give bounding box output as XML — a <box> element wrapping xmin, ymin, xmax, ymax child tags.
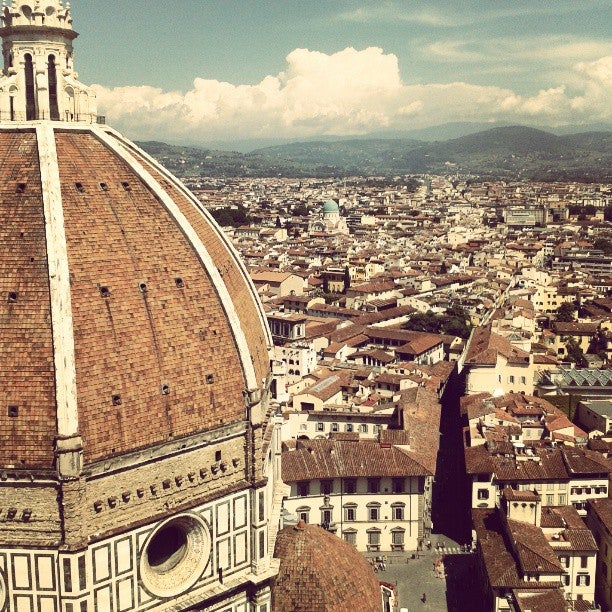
<box><xmin>112</xmin><ymin>394</ymin><xmax>122</xmax><ymax>406</ymax></box>
<box><xmin>121</xmin><ymin>182</ymin><xmax>131</xmax><ymax>191</ymax></box>
<box><xmin>206</xmin><ymin>374</ymin><xmax>214</xmax><ymax>384</ymax></box>
<box><xmin>215</xmin><ymin>450</ymin><xmax>222</xmax><ymax>462</ymax></box>
<box><xmin>75</xmin><ymin>182</ymin><xmax>85</xmax><ymax>193</ymax></box>
<box><xmin>7</xmin><ymin>405</ymin><xmax>18</xmax><ymax>418</ymax></box>
<box><xmin>99</xmin><ymin>286</ymin><xmax>110</xmax><ymax>298</ymax></box>
<box><xmin>16</xmin><ymin>183</ymin><xmax>26</xmax><ymax>194</ymax></box>
<box><xmin>175</xmin><ymin>277</ymin><xmax>185</xmax><ymax>289</ymax></box>
<box><xmin>99</xmin><ymin>182</ymin><xmax>109</xmax><ymax>191</ymax></box>
<box><xmin>7</xmin><ymin>291</ymin><xmax>18</xmax><ymax>303</ymax></box>
<box><xmin>161</xmin><ymin>383</ymin><xmax>170</xmax><ymax>395</ymax></box>
<box><xmin>139</xmin><ymin>282</ymin><xmax>148</xmax><ymax>293</ymax></box>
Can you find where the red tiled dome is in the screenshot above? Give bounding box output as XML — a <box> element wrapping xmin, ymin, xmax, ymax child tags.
<box><xmin>272</xmin><ymin>521</ymin><xmax>381</xmax><ymax>611</ymax></box>
<box><xmin>0</xmin><ymin>124</ymin><xmax>271</xmax><ymax>468</ymax></box>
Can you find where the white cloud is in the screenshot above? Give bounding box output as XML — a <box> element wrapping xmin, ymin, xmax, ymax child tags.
<box><xmin>336</xmin><ymin>1</ymin><xmax>611</xmax><ymax>28</ymax></box>
<box><xmin>425</xmin><ymin>36</ymin><xmax>612</xmax><ymax>65</ymax></box>
<box><xmin>93</xmin><ymin>48</ymin><xmax>612</xmax><ymax>143</ymax></box>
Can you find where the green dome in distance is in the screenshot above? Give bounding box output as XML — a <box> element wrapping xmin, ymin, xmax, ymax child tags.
<box><xmin>323</xmin><ymin>200</ymin><xmax>339</xmax><ymax>213</ymax></box>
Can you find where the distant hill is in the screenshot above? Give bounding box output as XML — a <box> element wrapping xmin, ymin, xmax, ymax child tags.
<box><xmin>138</xmin><ymin>126</ymin><xmax>611</xmax><ymax>181</ymax></box>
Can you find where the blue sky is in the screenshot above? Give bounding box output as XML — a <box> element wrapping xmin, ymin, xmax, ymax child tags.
<box><xmin>71</xmin><ymin>1</ymin><xmax>612</xmax><ymax>144</ymax></box>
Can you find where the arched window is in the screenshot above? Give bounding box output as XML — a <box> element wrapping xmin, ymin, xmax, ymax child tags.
<box><xmin>24</xmin><ymin>53</ymin><xmax>35</xmax><ymax>120</ymax></box>
<box><xmin>8</xmin><ymin>86</ymin><xmax>17</xmax><ymax>121</ymax></box>
<box><xmin>47</xmin><ymin>55</ymin><xmax>59</xmax><ymax>120</ymax></box>
<box><xmin>64</xmin><ymin>86</ymin><xmax>75</xmax><ymax>121</ymax></box>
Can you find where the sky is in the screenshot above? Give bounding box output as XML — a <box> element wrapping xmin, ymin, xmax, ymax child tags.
<box><xmin>71</xmin><ymin>0</ymin><xmax>612</xmax><ymax>146</ymax></box>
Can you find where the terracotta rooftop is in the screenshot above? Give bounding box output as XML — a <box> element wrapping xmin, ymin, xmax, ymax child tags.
<box><xmin>465</xmin><ymin>326</ymin><xmax>530</xmax><ymax>365</ymax></box>
<box><xmin>473</xmin><ymin>509</ymin><xmax>563</xmax><ymax>590</ymax></box>
<box><xmin>587</xmin><ymin>497</ymin><xmax>612</xmax><ymax>534</ymax></box>
<box><xmin>281</xmin><ymin>438</ymin><xmax>431</xmax><ymax>482</ymax></box>
<box><xmin>272</xmin><ymin>521</ymin><xmax>381</xmax><ymax>612</ymax></box>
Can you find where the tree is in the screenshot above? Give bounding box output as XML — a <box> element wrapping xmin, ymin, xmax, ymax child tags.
<box><xmin>564</xmin><ymin>337</ymin><xmax>587</xmax><ymax>367</ymax></box>
<box><xmin>322</xmin><ymin>275</ymin><xmax>330</xmax><ymax>294</ymax></box>
<box><xmin>592</xmin><ymin>238</ymin><xmax>612</xmax><ymax>254</ymax></box>
<box><xmin>556</xmin><ymin>302</ymin><xmax>576</xmax><ymax>322</ymax></box>
<box><xmin>293</xmin><ymin>204</ymin><xmax>309</xmax><ymax>217</ymax></box>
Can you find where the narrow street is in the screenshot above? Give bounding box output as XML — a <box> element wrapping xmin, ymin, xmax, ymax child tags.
<box><xmin>431</xmin><ymin>367</ymin><xmax>484</xmax><ymax>611</ymax></box>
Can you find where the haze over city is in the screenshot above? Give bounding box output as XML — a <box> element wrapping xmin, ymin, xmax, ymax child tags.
<box><xmin>71</xmin><ymin>0</ymin><xmax>612</xmax><ymax>146</ymax></box>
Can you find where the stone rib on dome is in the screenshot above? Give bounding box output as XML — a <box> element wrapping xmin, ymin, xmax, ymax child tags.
<box><xmin>272</xmin><ymin>521</ymin><xmax>382</xmax><ymax>612</ymax></box>
<box><xmin>0</xmin><ymin>123</ymin><xmax>271</xmax><ymax>468</ymax></box>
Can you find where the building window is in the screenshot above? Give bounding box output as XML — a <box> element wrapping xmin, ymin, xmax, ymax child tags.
<box><xmin>296</xmin><ymin>507</ymin><xmax>310</xmax><ymax>523</ymax></box>
<box><xmin>392</xmin><ymin>478</ymin><xmax>405</xmax><ymax>493</ymax></box>
<box><xmin>321</xmin><ymin>509</ymin><xmax>332</xmax><ymax>528</ymax></box>
<box><xmin>520</xmin><ymin>376</ymin><xmax>526</xmax><ymax>385</ymax></box>
<box><xmin>367</xmin><ymin>504</ymin><xmax>380</xmax><ymax>521</ymax></box>
<box><xmin>391</xmin><ymin>529</ymin><xmax>405</xmax><ymax>550</ymax></box>
<box><xmin>559</xmin><ymin>556</ymin><xmax>569</xmax><ymax>568</ymax></box>
<box><xmin>320</xmin><ymin>480</ymin><xmax>333</xmax><ymax>495</ymax></box>
<box><xmin>509</xmin><ymin>375</ymin><xmax>515</xmax><ymax>384</ymax></box>
<box><xmin>392</xmin><ymin>504</ymin><xmax>404</xmax><ymax>520</ymax></box>
<box><xmin>562</xmin><ymin>574</ymin><xmax>570</xmax><ymax>586</ymax></box>
<box><xmin>546</xmin><ymin>494</ymin><xmax>554</xmax><ymax>505</ymax></box>
<box><xmin>367</xmin><ymin>478</ymin><xmax>380</xmax><ymax>494</ymax></box>
<box><xmin>343</xmin><ymin>478</ymin><xmax>357</xmax><ymax>494</ymax></box>
<box><xmin>558</xmin><ymin>493</ymin><xmax>566</xmax><ymax>505</ymax></box>
<box><xmin>331</xmin><ymin>423</ymin><xmax>339</xmax><ymax>432</ymax></box>
<box><xmin>316</xmin><ymin>422</ymin><xmax>324</xmax><ymax>432</ymax></box>
<box><xmin>344</xmin><ymin>505</ymin><xmax>356</xmax><ymax>522</ymax></box>
<box><xmin>477</xmin><ymin>489</ymin><xmax>489</xmax><ymax>500</ymax></box>
<box><xmin>367</xmin><ymin>530</ymin><xmax>381</xmax><ymax>551</ymax></box>
<box><xmin>576</xmin><ymin>574</ymin><xmax>590</xmax><ymax>586</ymax></box>
<box><xmin>360</xmin><ymin>423</ymin><xmax>368</xmax><ymax>433</ymax></box>
<box><xmin>580</xmin><ymin>556</ymin><xmax>588</xmax><ymax>569</ymax></box>
<box><xmin>297</xmin><ymin>482</ymin><xmax>310</xmax><ymax>497</ymax></box>
<box><xmin>343</xmin><ymin>530</ymin><xmax>357</xmax><ymax>546</ymax></box>
<box><xmin>345</xmin><ymin>423</ymin><xmax>353</xmax><ymax>432</ymax></box>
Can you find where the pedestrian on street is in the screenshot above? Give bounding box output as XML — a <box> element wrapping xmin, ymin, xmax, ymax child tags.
<box><xmin>422</xmin><ymin>593</ymin><xmax>427</xmax><ymax>603</ymax></box>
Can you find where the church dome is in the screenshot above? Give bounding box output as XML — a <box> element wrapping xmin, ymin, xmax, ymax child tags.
<box><xmin>272</xmin><ymin>521</ymin><xmax>382</xmax><ymax>611</ymax></box>
<box><xmin>322</xmin><ymin>199</ymin><xmax>339</xmax><ymax>213</ymax></box>
<box><xmin>0</xmin><ymin>5</ymin><xmax>280</xmax><ymax>611</ymax></box>
<box><xmin>0</xmin><ymin>124</ymin><xmax>271</xmax><ymax>468</ymax></box>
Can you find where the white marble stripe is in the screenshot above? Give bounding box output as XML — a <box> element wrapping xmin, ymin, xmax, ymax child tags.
<box><xmin>36</xmin><ymin>123</ymin><xmax>80</xmax><ymax>437</ymax></box>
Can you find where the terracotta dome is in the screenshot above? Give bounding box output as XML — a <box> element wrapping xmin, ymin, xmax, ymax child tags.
<box><xmin>272</xmin><ymin>521</ymin><xmax>381</xmax><ymax>611</ymax></box>
<box><xmin>0</xmin><ymin>4</ymin><xmax>280</xmax><ymax>610</ymax></box>
<box><xmin>0</xmin><ymin>124</ymin><xmax>271</xmax><ymax>468</ymax></box>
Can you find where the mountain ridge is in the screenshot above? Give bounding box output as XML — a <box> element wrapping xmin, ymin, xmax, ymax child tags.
<box><xmin>137</xmin><ymin>125</ymin><xmax>611</xmax><ymax>181</ymax></box>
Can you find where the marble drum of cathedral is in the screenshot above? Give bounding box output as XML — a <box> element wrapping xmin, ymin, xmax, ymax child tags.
<box><xmin>0</xmin><ymin>2</ymin><xmax>282</xmax><ymax>611</ymax></box>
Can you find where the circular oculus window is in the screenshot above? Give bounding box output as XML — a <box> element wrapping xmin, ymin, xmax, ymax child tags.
<box><xmin>140</xmin><ymin>514</ymin><xmax>210</xmax><ymax>599</ymax></box>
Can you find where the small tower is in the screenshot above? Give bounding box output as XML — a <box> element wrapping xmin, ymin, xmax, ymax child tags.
<box><xmin>0</xmin><ymin>0</ymin><xmax>96</xmax><ymax>121</ymax></box>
